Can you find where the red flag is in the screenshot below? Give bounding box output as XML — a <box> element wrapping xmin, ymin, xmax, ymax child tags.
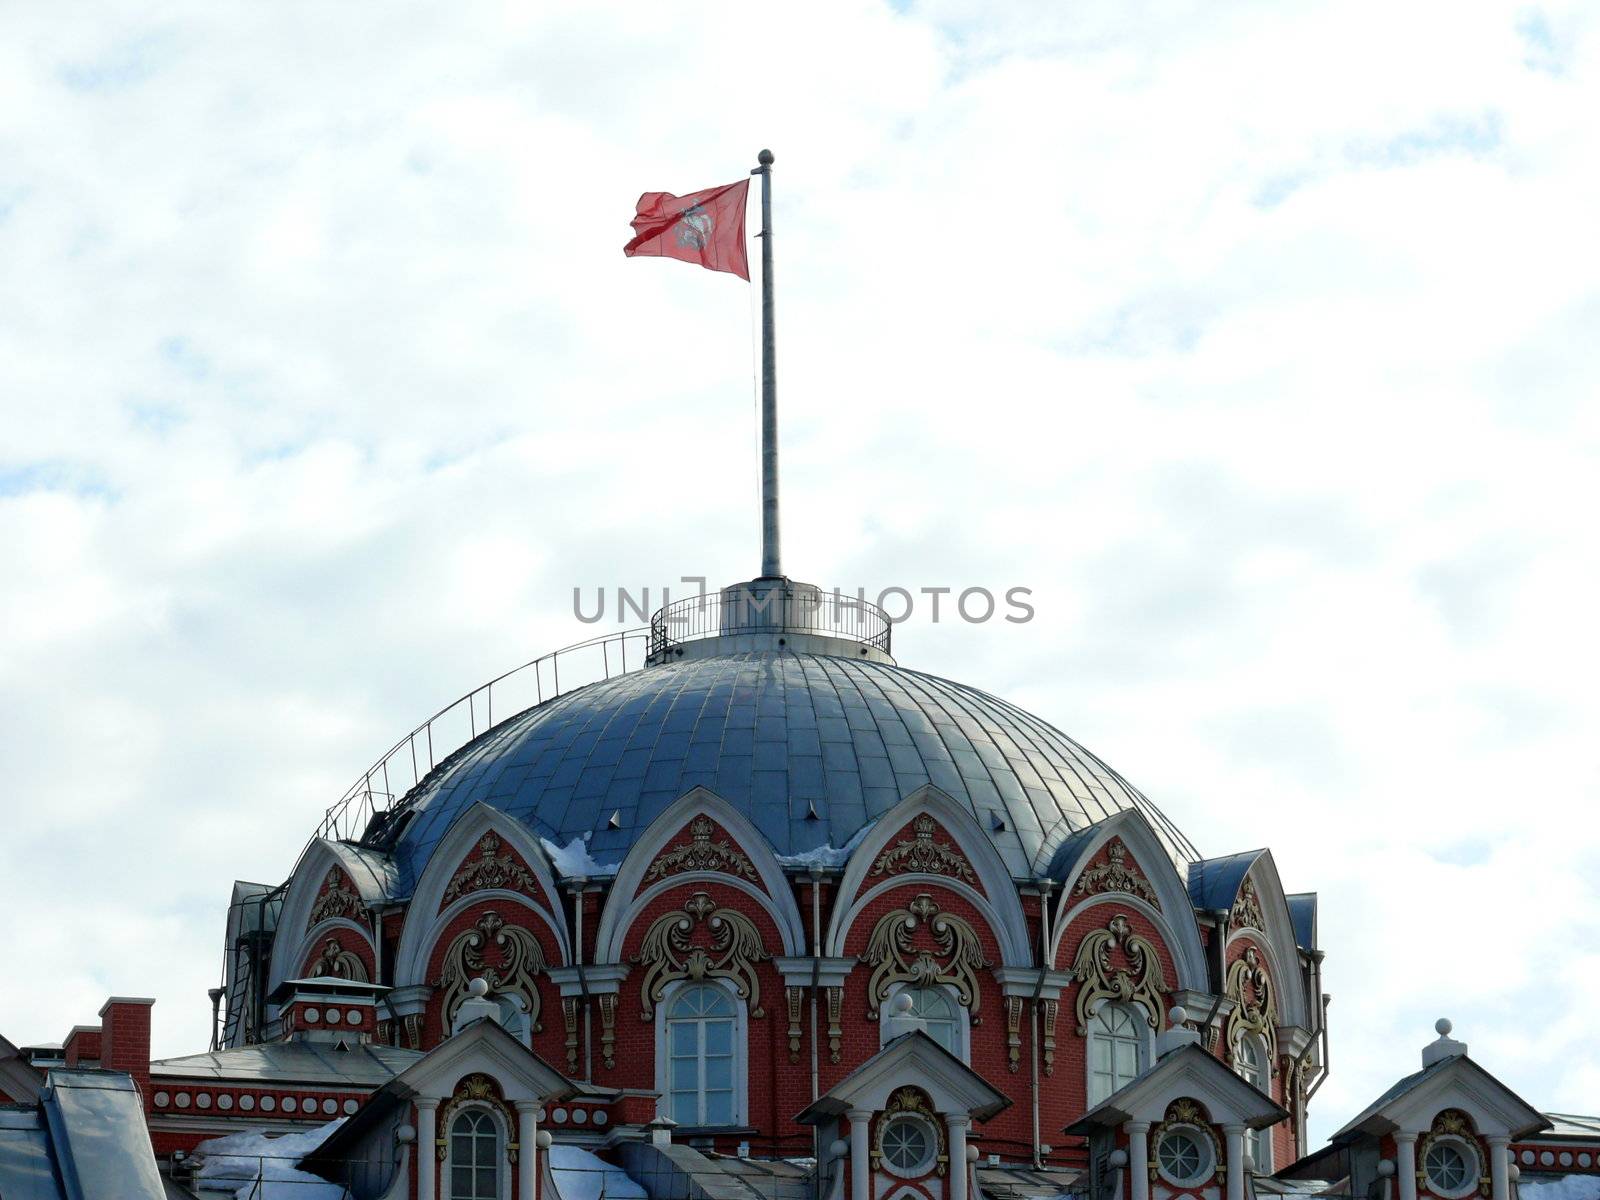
<box><xmin>623</xmin><ymin>179</ymin><xmax>750</xmax><ymax>280</ymax></box>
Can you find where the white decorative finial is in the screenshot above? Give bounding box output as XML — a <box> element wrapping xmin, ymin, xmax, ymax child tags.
<box><xmin>892</xmin><ymin>992</ymin><xmax>915</xmax><ymax>1016</ymax></box>
<box><xmin>1422</xmin><ymin>1016</ymin><xmax>1467</xmax><ymax>1067</ymax></box>
<box><xmin>1436</xmin><ymin>1017</ymin><xmax>1452</xmax><ymax>1036</ymax></box>
<box><xmin>468</xmin><ymin>977</ymin><xmax>490</xmax><ymax>999</ymax></box>
<box><xmin>1169</xmin><ymin>1005</ymin><xmax>1188</xmax><ymax>1027</ymax></box>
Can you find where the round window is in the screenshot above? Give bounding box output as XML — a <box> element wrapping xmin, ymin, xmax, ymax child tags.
<box><xmin>1423</xmin><ymin>1137</ymin><xmax>1478</xmax><ymax>1199</ymax></box>
<box><xmin>1156</xmin><ymin>1127</ymin><xmax>1215</xmax><ymax>1187</ymax></box>
<box><xmin>879</xmin><ymin>1114</ymin><xmax>937</xmax><ymax>1177</ymax></box>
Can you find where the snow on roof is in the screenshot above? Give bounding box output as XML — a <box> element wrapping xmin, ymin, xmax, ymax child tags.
<box><xmin>548</xmin><ymin>1143</ymin><xmax>647</xmax><ymax>1200</ymax></box>
<box><xmin>1520</xmin><ymin>1177</ymin><xmax>1600</xmax><ymax>1200</ymax></box>
<box><xmin>541</xmin><ymin>834</ymin><xmax>620</xmax><ymax>879</ymax></box>
<box><xmin>194</xmin><ymin>1119</ymin><xmax>347</xmax><ymax>1199</ymax></box>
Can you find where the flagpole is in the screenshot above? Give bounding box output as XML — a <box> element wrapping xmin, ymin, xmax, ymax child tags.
<box><xmin>754</xmin><ymin>148</ymin><xmax>781</xmax><ymax>580</ymax></box>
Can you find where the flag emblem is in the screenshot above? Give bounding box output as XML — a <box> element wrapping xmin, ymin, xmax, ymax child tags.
<box><xmin>624</xmin><ymin>180</ymin><xmax>750</xmax><ymax>279</ymax></box>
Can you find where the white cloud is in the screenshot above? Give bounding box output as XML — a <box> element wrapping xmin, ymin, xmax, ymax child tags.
<box><xmin>1</xmin><ymin>0</ymin><xmax>1597</xmax><ymax>1144</ymax></box>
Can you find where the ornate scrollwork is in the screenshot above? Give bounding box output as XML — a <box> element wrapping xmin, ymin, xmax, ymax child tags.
<box><xmin>826</xmin><ymin>987</ymin><xmax>844</xmax><ymax>1063</ymax></box>
<box><xmin>1230</xmin><ymin>878</ymin><xmax>1265</xmax><ymax>933</ymax></box>
<box><xmin>1418</xmin><ymin>1110</ymin><xmax>1486</xmax><ymax>1196</ymax></box>
<box><xmin>436</xmin><ymin>1073</ymin><xmax>514</xmax><ymax>1163</ymax></box>
<box><xmin>438</xmin><ymin>910</ymin><xmax>546</xmax><ymax>1034</ymax></box>
<box><xmin>1225</xmin><ymin>945</ymin><xmax>1278</xmax><ymax>1071</ymax></box>
<box><xmin>1072</xmin><ymin>839</ymin><xmax>1159</xmax><ymax>908</ymax></box>
<box><xmin>869</xmin><ymin>815</ymin><xmax>977</xmax><ymax>884</ymax></box>
<box><xmin>634</xmin><ymin>891</ymin><xmax>769</xmax><ymax>1019</ymax></box>
<box><xmin>443</xmin><ymin>833</ymin><xmax>542</xmax><ymax>905</ymax></box>
<box><xmin>643</xmin><ymin>817</ymin><xmax>759</xmax><ymax>883</ymax></box>
<box><xmin>1069</xmin><ymin>913</ymin><xmax>1169</xmax><ymax>1035</ymax></box>
<box><xmin>875</xmin><ymin>1088</ymin><xmax>947</xmax><ymax>1176</ymax></box>
<box><xmin>308</xmin><ymin>869</ymin><xmax>365</xmax><ymax>930</ymax></box>
<box><xmin>309</xmin><ymin>937</ymin><xmax>369</xmax><ymax>982</ymax></box>
<box><xmin>862</xmin><ymin>893</ymin><xmax>990</xmax><ymax>1020</ymax></box>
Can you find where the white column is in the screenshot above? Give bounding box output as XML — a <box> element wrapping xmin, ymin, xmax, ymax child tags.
<box><xmin>415</xmin><ymin>1098</ymin><xmax>439</xmax><ymax>1200</ymax></box>
<box><xmin>1223</xmin><ymin>1125</ymin><xmax>1246</xmax><ymax>1200</ymax></box>
<box><xmin>517</xmin><ymin>1102</ymin><xmax>540</xmax><ymax>1200</ymax></box>
<box><xmin>1395</xmin><ymin>1133</ymin><xmax>1418</xmax><ymax>1200</ymax></box>
<box><xmin>1487</xmin><ymin>1136</ymin><xmax>1510</xmax><ymax>1200</ymax></box>
<box><xmin>848</xmin><ymin>1110</ymin><xmax>872</xmax><ymax>1200</ymax></box>
<box><xmin>1127</xmin><ymin>1123</ymin><xmax>1150</xmax><ymax>1200</ymax></box>
<box><xmin>946</xmin><ymin>1116</ymin><xmax>971</xmax><ymax>1200</ymax></box>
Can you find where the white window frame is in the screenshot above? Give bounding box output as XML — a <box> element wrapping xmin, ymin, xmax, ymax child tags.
<box><xmin>1421</xmin><ymin>1134</ymin><xmax>1482</xmax><ymax>1200</ymax></box>
<box><xmin>879</xmin><ymin>982</ymin><xmax>969</xmax><ymax>1058</ymax></box>
<box><xmin>1155</xmin><ymin>1124</ymin><xmax>1216</xmax><ymax>1188</ymax></box>
<box><xmin>878</xmin><ymin>1111</ymin><xmax>941</xmax><ymax>1179</ymax></box>
<box><xmin>1232</xmin><ymin>1033</ymin><xmax>1274</xmax><ymax>1172</ymax></box>
<box><xmin>444</xmin><ymin>1103</ymin><xmax>508</xmax><ymax>1200</ymax></box>
<box><xmin>654</xmin><ymin>978</ymin><xmax>748</xmax><ymax>1128</ymax></box>
<box><xmin>1084</xmin><ymin>1001</ymin><xmax>1151</xmax><ymax>1106</ymax></box>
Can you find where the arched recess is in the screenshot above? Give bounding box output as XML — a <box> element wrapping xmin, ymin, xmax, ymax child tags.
<box><xmin>1046</xmin><ymin>810</ymin><xmax>1208</xmax><ymax>992</ymax></box>
<box><xmin>1219</xmin><ymin>851</ymin><xmax>1309</xmax><ymax>1032</ymax></box>
<box><xmin>268</xmin><ymin>839</ymin><xmax>389</xmax><ymax>995</ymax></box>
<box><xmin>593</xmin><ymin>787</ymin><xmax>806</xmax><ymax>963</ymax></box>
<box><xmin>824</xmin><ymin>786</ymin><xmax>1031</xmax><ymax>966</ymax></box>
<box><xmin>392</xmin><ymin>802</ymin><xmax>572</xmax><ymax>985</ymax></box>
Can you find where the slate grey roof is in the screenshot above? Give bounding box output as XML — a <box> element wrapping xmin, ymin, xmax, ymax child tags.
<box><xmin>1187</xmin><ymin>850</ymin><xmax>1263</xmax><ymax>912</ymax></box>
<box><xmin>1542</xmin><ymin>1113</ymin><xmax>1600</xmax><ymax>1138</ymax></box>
<box><xmin>975</xmin><ymin>1164</ymin><xmax>1087</xmax><ymax>1200</ymax></box>
<box><xmin>150</xmin><ymin>1041</ymin><xmax>422</xmax><ymax>1088</ymax></box>
<box><xmin>0</xmin><ymin>1070</ymin><xmax>166</xmax><ymax>1200</ymax></box>
<box><xmin>382</xmin><ymin>651</ymin><xmax>1198</xmax><ymax>894</ymax></box>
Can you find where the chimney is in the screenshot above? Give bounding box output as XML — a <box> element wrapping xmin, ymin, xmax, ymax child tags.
<box><xmin>99</xmin><ymin>997</ymin><xmax>155</xmax><ymax>1099</ymax></box>
<box><xmin>62</xmin><ymin>1026</ymin><xmax>103</xmax><ymax>1068</ymax></box>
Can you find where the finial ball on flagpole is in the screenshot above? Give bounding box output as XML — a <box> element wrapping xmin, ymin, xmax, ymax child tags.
<box><xmin>758</xmin><ymin>149</ymin><xmax>774</xmax><ymax>166</ymax></box>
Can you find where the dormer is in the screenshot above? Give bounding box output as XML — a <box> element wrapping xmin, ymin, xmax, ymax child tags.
<box><xmin>1067</xmin><ymin>1009</ymin><xmax>1286</xmax><ymax>1200</ymax></box>
<box><xmin>268</xmin><ymin>977</ymin><xmax>389</xmax><ymax>1045</ymax></box>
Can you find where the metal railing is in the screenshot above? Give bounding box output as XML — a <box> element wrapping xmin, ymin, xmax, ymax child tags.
<box><xmin>312</xmin><ymin>628</ymin><xmax>651</xmax><ymax>846</ymax></box>
<box><xmin>649</xmin><ymin>584</ymin><xmax>892</xmax><ymax>659</ymax></box>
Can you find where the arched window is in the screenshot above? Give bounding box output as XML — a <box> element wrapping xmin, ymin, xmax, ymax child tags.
<box><xmin>881</xmin><ymin>984</ymin><xmax>965</xmax><ymax>1056</ymax></box>
<box><xmin>447</xmin><ymin>1107</ymin><xmax>502</xmax><ymax>1200</ymax></box>
<box><xmin>1087</xmin><ymin>1003</ymin><xmax>1145</xmax><ymax>1105</ymax></box>
<box><xmin>1233</xmin><ymin>1036</ymin><xmax>1273</xmax><ymax>1171</ymax></box>
<box><xmin>663</xmin><ymin>983</ymin><xmax>739</xmax><ymax>1127</ymax></box>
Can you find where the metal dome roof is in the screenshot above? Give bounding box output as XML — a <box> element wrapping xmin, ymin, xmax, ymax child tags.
<box><xmin>383</xmin><ymin>651</ymin><xmax>1197</xmax><ymax>895</ymax></box>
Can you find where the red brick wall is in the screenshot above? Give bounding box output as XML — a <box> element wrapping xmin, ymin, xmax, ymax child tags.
<box><xmin>99</xmin><ymin>997</ymin><xmax>153</xmax><ymax>1098</ymax></box>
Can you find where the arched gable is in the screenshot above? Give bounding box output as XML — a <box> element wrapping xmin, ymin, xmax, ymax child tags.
<box><xmin>825</xmin><ymin>786</ymin><xmax>1030</xmax><ymax>966</ymax></box>
<box><xmin>393</xmin><ymin>803</ymin><xmax>572</xmax><ymax>983</ymax></box>
<box><xmin>1218</xmin><ymin>851</ymin><xmax>1308</xmax><ymax>1032</ymax></box>
<box><xmin>593</xmin><ymin>788</ymin><xmax>805</xmax><ymax>962</ymax></box>
<box><xmin>268</xmin><ymin>839</ymin><xmax>386</xmax><ymax>993</ymax></box>
<box><xmin>1046</xmin><ymin>811</ymin><xmax>1207</xmax><ymax>992</ymax></box>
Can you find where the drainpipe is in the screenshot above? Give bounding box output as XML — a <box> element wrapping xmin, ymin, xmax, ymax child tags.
<box><xmin>811</xmin><ymin>867</ymin><xmax>825</xmax><ymax>1200</ymax></box>
<box><xmin>1031</xmin><ymin>878</ymin><xmax>1054</xmax><ymax>1170</ymax></box>
<box><xmin>571</xmin><ymin>877</ymin><xmax>591</xmax><ymax>1080</ymax></box>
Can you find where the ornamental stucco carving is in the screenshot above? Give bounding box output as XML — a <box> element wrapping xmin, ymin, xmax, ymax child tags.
<box><xmin>1418</xmin><ymin>1110</ymin><xmax>1486</xmax><ymax>1197</ymax></box>
<box><xmin>309</xmin><ymin>937</ymin><xmax>368</xmax><ymax>982</ymax></box>
<box><xmin>307</xmin><ymin>869</ymin><xmax>365</xmax><ymax>930</ymax></box>
<box><xmin>436</xmin><ymin>1073</ymin><xmax>515</xmax><ymax>1163</ymax></box>
<box><xmin>862</xmin><ymin>893</ymin><xmax>989</xmax><ymax>1020</ymax></box>
<box><xmin>634</xmin><ymin>891</ymin><xmax>770</xmax><ymax>1020</ymax></box>
<box><xmin>1225</xmin><ymin>944</ymin><xmax>1278</xmax><ymax>1071</ymax></box>
<box><xmin>868</xmin><ymin>815</ymin><xmax>977</xmax><ymax>884</ymax></box>
<box><xmin>1230</xmin><ymin>878</ymin><xmax>1266</xmax><ymax>933</ymax></box>
<box><xmin>1071</xmin><ymin>839</ymin><xmax>1159</xmax><ymax>908</ymax></box>
<box><xmin>643</xmin><ymin>816</ymin><xmax>759</xmax><ymax>883</ymax></box>
<box><xmin>438</xmin><ymin>909</ymin><xmax>546</xmax><ymax>1034</ymax></box>
<box><xmin>442</xmin><ymin>832</ymin><xmax>542</xmax><ymax>906</ymax></box>
<box><xmin>1069</xmin><ymin>913</ymin><xmax>1169</xmax><ymax>1035</ymax></box>
<box><xmin>875</xmin><ymin>1088</ymin><xmax>947</xmax><ymax>1177</ymax></box>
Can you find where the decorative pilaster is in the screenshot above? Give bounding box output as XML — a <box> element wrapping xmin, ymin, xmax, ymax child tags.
<box><xmin>785</xmin><ymin>986</ymin><xmax>804</xmax><ymax>1062</ymax></box>
<box><xmin>1487</xmin><ymin>1136</ymin><xmax>1510</xmax><ymax>1200</ymax></box>
<box><xmin>848</xmin><ymin>1109</ymin><xmax>872</xmax><ymax>1200</ymax></box>
<box><xmin>1003</xmin><ymin>995</ymin><xmax>1023</xmax><ymax>1073</ymax></box>
<box><xmin>597</xmin><ymin>993</ymin><xmax>618</xmax><ymax>1069</ymax></box>
<box><xmin>946</xmin><ymin>1115</ymin><xmax>971</xmax><ymax>1200</ymax></box>
<box><xmin>516</xmin><ymin>1101</ymin><xmax>540</xmax><ymax>1200</ymax></box>
<box><xmin>415</xmin><ymin>1098</ymin><xmax>439</xmax><ymax>1200</ymax></box>
<box><xmin>827</xmin><ymin>987</ymin><xmax>844</xmax><ymax>1064</ymax></box>
<box><xmin>560</xmin><ymin>997</ymin><xmax>580</xmax><ymax>1074</ymax></box>
<box><xmin>1041</xmin><ymin>998</ymin><xmax>1059</xmax><ymax>1076</ymax></box>
<box><xmin>1126</xmin><ymin>1122</ymin><xmax>1150</xmax><ymax>1200</ymax></box>
<box><xmin>1395</xmin><ymin>1133</ymin><xmax>1418</xmax><ymax>1200</ymax></box>
<box><xmin>1223</xmin><ymin>1125</ymin><xmax>1246</xmax><ymax>1200</ymax></box>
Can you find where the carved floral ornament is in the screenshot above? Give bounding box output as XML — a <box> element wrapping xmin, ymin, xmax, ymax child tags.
<box><xmin>438</xmin><ymin>910</ymin><xmax>546</xmax><ymax>1034</ymax></box>
<box><xmin>1069</xmin><ymin>913</ymin><xmax>1170</xmax><ymax>1036</ymax></box>
<box><xmin>1418</xmin><ymin>1110</ymin><xmax>1487</xmax><ymax>1196</ymax></box>
<box><xmin>309</xmin><ymin>937</ymin><xmax>369</xmax><ymax>983</ymax></box>
<box><xmin>1224</xmin><ymin>945</ymin><xmax>1278</xmax><ymax>1073</ymax></box>
<box><xmin>1230</xmin><ymin>878</ymin><xmax>1266</xmax><ymax>933</ymax></box>
<box><xmin>307</xmin><ymin>869</ymin><xmax>366</xmax><ymax>931</ymax></box>
<box><xmin>1072</xmin><ymin>839</ymin><xmax>1159</xmax><ymax>908</ymax></box>
<box><xmin>633</xmin><ymin>891</ymin><xmax>770</xmax><ymax>1021</ymax></box>
<box><xmin>643</xmin><ymin>816</ymin><xmax>759</xmax><ymax>883</ymax></box>
<box><xmin>435</xmin><ymin>1073</ymin><xmax>519</xmax><ymax>1164</ymax></box>
<box><xmin>874</xmin><ymin>1087</ymin><xmax>947</xmax><ymax>1177</ymax></box>
<box><xmin>862</xmin><ymin>892</ymin><xmax>989</xmax><ymax>1021</ymax></box>
<box><xmin>443</xmin><ymin>832</ymin><xmax>542</xmax><ymax>906</ymax></box>
<box><xmin>868</xmin><ymin>815</ymin><xmax>977</xmax><ymax>884</ymax></box>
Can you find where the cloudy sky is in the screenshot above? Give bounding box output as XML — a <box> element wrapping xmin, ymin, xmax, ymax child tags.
<box><xmin>2</xmin><ymin>0</ymin><xmax>1597</xmax><ymax>1143</ymax></box>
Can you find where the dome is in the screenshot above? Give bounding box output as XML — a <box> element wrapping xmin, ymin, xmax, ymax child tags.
<box><xmin>382</xmin><ymin>650</ymin><xmax>1196</xmax><ymax>894</ymax></box>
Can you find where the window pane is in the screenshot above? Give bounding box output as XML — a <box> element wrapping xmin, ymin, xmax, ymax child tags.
<box><xmin>705</xmin><ymin>1055</ymin><xmax>733</xmax><ymax>1089</ymax></box>
<box><xmin>704</xmin><ymin>1019</ymin><xmax>734</xmax><ymax>1055</ymax></box>
<box><xmin>477</xmin><ymin>1166</ymin><xmax>497</xmax><ymax>1196</ymax></box>
<box><xmin>706</xmin><ymin>1090</ymin><xmax>734</xmax><ymax>1125</ymax></box>
<box><xmin>671</xmin><ymin>1023</ymin><xmax>698</xmax><ymax>1055</ymax></box>
<box><xmin>451</xmin><ymin>1166</ymin><xmax>473</xmax><ymax>1195</ymax></box>
<box><xmin>671</xmin><ymin>1092</ymin><xmax>698</xmax><ymax>1124</ymax></box>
